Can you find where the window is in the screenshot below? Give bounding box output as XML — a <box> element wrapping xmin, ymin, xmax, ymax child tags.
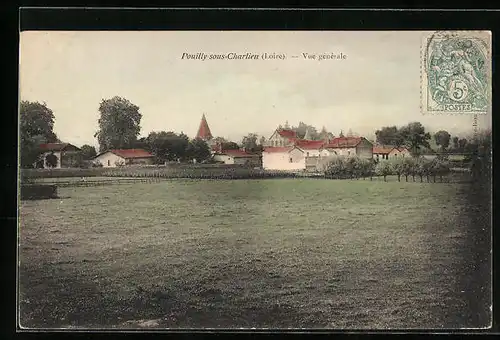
<box><xmin>289</xmin><ymin>157</ymin><xmax>293</xmax><ymax>163</ymax></box>
<box><xmin>348</xmin><ymin>151</ymin><xmax>351</xmax><ymax>156</ymax></box>
<box><xmin>306</xmin><ymin>152</ymin><xmax>309</xmax><ymax>157</ymax></box>
<box><xmin>107</xmin><ymin>160</ymin><xmax>110</xmax><ymax>166</ymax></box>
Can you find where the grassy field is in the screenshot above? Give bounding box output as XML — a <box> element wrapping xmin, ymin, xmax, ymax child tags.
<box><xmin>18</xmin><ymin>178</ymin><xmax>491</xmax><ymax>329</ymax></box>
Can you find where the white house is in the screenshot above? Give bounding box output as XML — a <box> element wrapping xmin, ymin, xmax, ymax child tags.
<box><xmin>212</xmin><ymin>149</ymin><xmax>261</xmax><ymax>166</ymax></box>
<box><xmin>262</xmin><ymin>146</ymin><xmax>307</xmax><ymax>171</ymax></box>
<box><xmin>93</xmin><ymin>149</ymin><xmax>155</xmax><ymax>167</ymax></box>
<box><xmin>35</xmin><ymin>143</ymin><xmax>81</xmax><ymax>169</ymax></box>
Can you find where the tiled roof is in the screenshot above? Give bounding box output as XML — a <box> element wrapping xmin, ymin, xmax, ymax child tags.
<box><xmin>323</xmin><ymin>137</ymin><xmax>363</xmax><ymax>148</ymax></box>
<box><xmin>373</xmin><ymin>146</ymin><xmax>409</xmax><ymax>154</ymax></box>
<box><xmin>39</xmin><ymin>143</ymin><xmax>80</xmax><ymax>152</ymax></box>
<box><xmin>108</xmin><ymin>149</ymin><xmax>154</xmax><ymax>159</ymax></box>
<box><xmin>196</xmin><ymin>114</ymin><xmax>213</xmax><ymax>140</ymax></box>
<box><xmin>294</xmin><ymin>140</ymin><xmax>325</xmax><ymax>150</ymax></box>
<box><xmin>277</xmin><ymin>129</ymin><xmax>297</xmax><ymax>139</ymax></box>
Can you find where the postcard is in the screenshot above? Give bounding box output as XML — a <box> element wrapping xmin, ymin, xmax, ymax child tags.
<box><xmin>18</xmin><ymin>30</ymin><xmax>492</xmax><ymax>330</ymax></box>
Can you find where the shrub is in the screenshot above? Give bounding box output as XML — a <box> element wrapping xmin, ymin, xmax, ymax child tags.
<box><xmin>390</xmin><ymin>157</ymin><xmax>405</xmax><ymax>182</ymax></box>
<box><xmin>430</xmin><ymin>157</ymin><xmax>451</xmax><ymax>182</ymax></box>
<box><xmin>401</xmin><ymin>157</ymin><xmax>416</xmax><ymax>182</ymax></box>
<box><xmin>375</xmin><ymin>160</ymin><xmax>393</xmax><ymax>181</ymax></box>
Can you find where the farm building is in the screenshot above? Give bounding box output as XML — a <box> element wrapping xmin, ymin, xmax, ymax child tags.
<box><xmin>35</xmin><ymin>143</ymin><xmax>82</xmax><ymax>169</ymax></box>
<box><xmin>373</xmin><ymin>146</ymin><xmax>411</xmax><ymax>160</ymax></box>
<box><xmin>93</xmin><ymin>149</ymin><xmax>154</xmax><ymax>167</ymax></box>
<box><xmin>319</xmin><ymin>137</ymin><xmax>374</xmax><ymax>159</ymax></box>
<box><xmin>262</xmin><ymin>136</ymin><xmax>373</xmax><ymax>171</ymax></box>
<box><xmin>262</xmin><ymin>146</ymin><xmax>307</xmax><ymax>171</ymax></box>
<box><xmin>212</xmin><ymin>149</ymin><xmax>261</xmax><ymax>166</ymax></box>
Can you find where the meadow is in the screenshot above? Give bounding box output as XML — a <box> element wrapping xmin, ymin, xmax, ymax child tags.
<box><xmin>18</xmin><ymin>178</ymin><xmax>491</xmax><ymax>329</ymax></box>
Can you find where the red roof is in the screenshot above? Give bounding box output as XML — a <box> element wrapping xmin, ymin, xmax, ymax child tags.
<box><xmin>373</xmin><ymin>146</ymin><xmax>409</xmax><ymax>154</ymax></box>
<box><xmin>39</xmin><ymin>143</ymin><xmax>80</xmax><ymax>152</ymax></box>
<box><xmin>277</xmin><ymin>129</ymin><xmax>297</xmax><ymax>139</ymax></box>
<box><xmin>196</xmin><ymin>114</ymin><xmax>213</xmax><ymax>140</ymax></box>
<box><xmin>294</xmin><ymin>139</ymin><xmax>325</xmax><ymax>150</ymax></box>
<box><xmin>323</xmin><ymin>137</ymin><xmax>363</xmax><ymax>148</ymax></box>
<box><xmin>108</xmin><ymin>149</ymin><xmax>154</xmax><ymax>159</ymax></box>
<box><xmin>220</xmin><ymin>149</ymin><xmax>258</xmax><ymax>158</ymax></box>
<box><xmin>373</xmin><ymin>146</ymin><xmax>395</xmax><ymax>154</ymax></box>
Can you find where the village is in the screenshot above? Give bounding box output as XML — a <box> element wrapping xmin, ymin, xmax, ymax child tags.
<box><xmin>18</xmin><ymin>29</ymin><xmax>492</xmax><ymax>330</ymax></box>
<box><xmin>35</xmin><ymin>113</ymin><xmax>413</xmax><ymax>172</ymax></box>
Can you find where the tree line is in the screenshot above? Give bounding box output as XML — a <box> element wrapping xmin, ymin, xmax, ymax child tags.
<box><xmin>319</xmin><ymin>156</ymin><xmax>457</xmax><ymax>183</ymax></box>
<box><xmin>375</xmin><ymin>124</ymin><xmax>479</xmax><ymax>155</ymax></box>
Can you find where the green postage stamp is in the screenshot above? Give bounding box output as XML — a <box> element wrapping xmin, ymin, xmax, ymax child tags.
<box><xmin>421</xmin><ymin>31</ymin><xmax>491</xmax><ymax>114</ymax></box>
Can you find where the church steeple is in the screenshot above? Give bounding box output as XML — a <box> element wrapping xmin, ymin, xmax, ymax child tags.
<box><xmin>196</xmin><ymin>113</ymin><xmax>213</xmax><ymax>140</ymax></box>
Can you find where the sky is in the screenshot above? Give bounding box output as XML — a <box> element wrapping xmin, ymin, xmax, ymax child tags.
<box><xmin>19</xmin><ymin>31</ymin><xmax>492</xmax><ymax>148</ymax></box>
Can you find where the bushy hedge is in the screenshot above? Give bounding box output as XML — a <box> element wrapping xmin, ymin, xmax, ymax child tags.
<box><xmin>101</xmin><ymin>166</ymin><xmax>300</xmax><ymax>180</ymax></box>
<box><xmin>321</xmin><ymin>155</ymin><xmax>453</xmax><ymax>182</ymax></box>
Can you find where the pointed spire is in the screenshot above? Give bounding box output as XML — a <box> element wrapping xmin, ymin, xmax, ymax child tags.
<box><xmin>303</xmin><ymin>127</ymin><xmax>312</xmax><ymax>140</ymax></box>
<box><xmin>339</xmin><ymin>130</ymin><xmax>345</xmax><ymax>138</ymax></box>
<box><xmin>196</xmin><ymin>113</ymin><xmax>213</xmax><ymax>140</ymax></box>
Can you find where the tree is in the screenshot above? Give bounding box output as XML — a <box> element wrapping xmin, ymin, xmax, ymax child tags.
<box><xmin>375</xmin><ymin>160</ymin><xmax>393</xmax><ymax>181</ymax></box>
<box><xmin>94</xmin><ymin>96</ymin><xmax>142</xmax><ymax>152</ymax></box>
<box><xmin>401</xmin><ymin>157</ymin><xmax>416</xmax><ymax>182</ymax></box>
<box><xmin>291</xmin><ymin>122</ymin><xmax>320</xmax><ymax>140</ymax></box>
<box><xmin>399</xmin><ymin>122</ymin><xmax>431</xmax><ymax>156</ymax></box>
<box><xmin>45</xmin><ymin>152</ymin><xmax>58</xmax><ymax>168</ymax></box>
<box><xmin>323</xmin><ymin>156</ymin><xmax>348</xmax><ymax>179</ymax></box>
<box><xmin>259</xmin><ymin>136</ymin><xmax>267</xmax><ymax>147</ymax></box>
<box><xmin>186</xmin><ymin>138</ymin><xmax>211</xmax><ymax>162</ymax></box>
<box><xmin>222</xmin><ymin>141</ymin><xmax>240</xmax><ymax>150</ymax></box>
<box><xmin>434</xmin><ymin>130</ymin><xmax>451</xmax><ymax>151</ymax></box>
<box><xmin>375</xmin><ymin>126</ymin><xmax>404</xmax><ymax>147</ymax></box>
<box><xmin>80</xmin><ymin>144</ymin><xmax>97</xmax><ymax>160</ymax></box>
<box><xmin>359</xmin><ymin>158</ymin><xmax>376</xmax><ymax>180</ymax></box>
<box><xmin>452</xmin><ymin>136</ymin><xmax>459</xmax><ymax>150</ymax></box>
<box><xmin>390</xmin><ymin>157</ymin><xmax>405</xmax><ymax>182</ymax></box>
<box><xmin>132</xmin><ymin>136</ymin><xmax>150</xmax><ymax>151</ymax></box>
<box><xmin>19</xmin><ymin>101</ymin><xmax>59</xmax><ymax>167</ymax></box>
<box><xmin>458</xmin><ymin>138</ymin><xmax>468</xmax><ymax>152</ymax></box>
<box><xmin>431</xmin><ymin>158</ymin><xmax>451</xmax><ymax>183</ymax></box>
<box><xmin>345</xmin><ymin>156</ymin><xmax>357</xmax><ymax>179</ymax></box>
<box><xmin>413</xmin><ymin>157</ymin><xmax>428</xmax><ymax>182</ymax></box>
<box><xmin>147</xmin><ymin>131</ymin><xmax>190</xmax><ymax>163</ymax></box>
<box><xmin>241</xmin><ymin>133</ymin><xmax>259</xmax><ymax>152</ymax></box>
